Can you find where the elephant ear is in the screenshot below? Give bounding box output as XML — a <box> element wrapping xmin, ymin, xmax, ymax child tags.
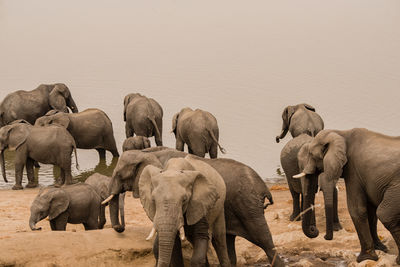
<box><xmin>172</xmin><ymin>112</ymin><xmax>179</xmax><ymax>134</ymax></box>
<box><xmin>7</xmin><ymin>124</ymin><xmax>30</xmax><ymax>151</ymax></box>
<box><xmin>51</xmin><ymin>115</ymin><xmax>70</xmax><ymax>129</ymax></box>
<box><xmin>283</xmin><ymin>105</ymin><xmax>296</xmax><ymax>126</ymax></box>
<box><xmin>123</xmin><ymin>94</ymin><xmax>140</xmax><ymax>121</ymax></box>
<box><xmin>139</xmin><ymin>165</ymin><xmax>162</xmax><ymax>221</ymax></box>
<box><xmin>186</xmin><ymin>170</ymin><xmax>219</xmax><ymax>226</ymax></box>
<box><xmin>303</xmin><ymin>103</ymin><xmax>316</xmax><ymax>112</ymax></box>
<box><xmin>298</xmin><ymin>142</ymin><xmax>317</xmax><ymax>175</ymax></box>
<box><xmin>49</xmin><ymin>85</ymin><xmax>69</xmax><ymax>112</ymax></box>
<box><xmin>48</xmin><ymin>189</ymin><xmax>70</xmax><ymax>220</ymax></box>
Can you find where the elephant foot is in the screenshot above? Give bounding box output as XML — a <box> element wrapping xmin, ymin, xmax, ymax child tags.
<box><xmin>374</xmin><ymin>241</ymin><xmax>388</xmax><ymax>252</ymax></box>
<box><xmin>356</xmin><ymin>249</ymin><xmax>378</xmax><ymax>263</ymax></box>
<box><xmin>12</xmin><ymin>184</ymin><xmax>23</xmax><ymax>190</ymax></box>
<box><xmin>113</xmin><ymin>224</ymin><xmax>125</xmax><ymax>233</ymax></box>
<box><xmin>290</xmin><ymin>212</ymin><xmax>301</xmax><ymax>221</ymax></box>
<box><xmin>25</xmin><ymin>182</ymin><xmax>38</xmax><ymax>188</ymax></box>
<box><xmin>333</xmin><ymin>222</ymin><xmax>343</xmax><ymax>231</ymax></box>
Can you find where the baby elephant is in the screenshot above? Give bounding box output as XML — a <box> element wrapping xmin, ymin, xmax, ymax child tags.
<box><xmin>122</xmin><ymin>136</ymin><xmax>151</xmax><ymax>152</ymax></box>
<box><xmin>29</xmin><ymin>183</ymin><xmax>101</xmax><ymax>231</ymax></box>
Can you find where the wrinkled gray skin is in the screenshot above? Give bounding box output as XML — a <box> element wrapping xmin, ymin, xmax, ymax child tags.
<box><xmin>35</xmin><ymin>108</ymin><xmax>119</xmax><ymax>160</ymax></box>
<box><xmin>172</xmin><ymin>107</ymin><xmax>226</xmax><ymax>158</ymax></box>
<box><xmin>0</xmin><ymin>83</ymin><xmax>78</xmax><ymax>127</ymax></box>
<box><xmin>85</xmin><ymin>173</ymin><xmax>125</xmax><ymax>228</ymax></box>
<box><xmin>106</xmin><ymin>148</ymin><xmax>284</xmax><ymax>267</ymax></box>
<box><xmin>276</xmin><ymin>103</ymin><xmax>324</xmax><ymax>143</ymax></box>
<box><xmin>124</xmin><ymin>93</ymin><xmax>163</xmax><ymax>146</ymax></box>
<box><xmin>0</xmin><ymin>120</ymin><xmax>78</xmax><ymax>190</ymax></box>
<box><xmin>297</xmin><ymin>128</ymin><xmax>397</xmax><ymax>263</ymax></box>
<box><xmin>29</xmin><ymin>183</ymin><xmax>101</xmax><ymax>231</ymax></box>
<box><xmin>122</xmin><ymin>136</ymin><xmax>151</xmax><ymax>152</ymax></box>
<box><xmin>280</xmin><ymin>134</ymin><xmax>341</xmax><ymax>239</ymax></box>
<box><xmin>140</xmin><ymin>156</ymin><xmax>230</xmax><ymax>267</ymax></box>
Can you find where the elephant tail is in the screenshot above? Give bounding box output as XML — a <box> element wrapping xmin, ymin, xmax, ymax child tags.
<box><xmin>147</xmin><ymin>116</ymin><xmax>161</xmax><ymax>139</ymax></box>
<box><xmin>72</xmin><ymin>141</ymin><xmax>80</xmax><ymax>170</ymax></box>
<box><xmin>206</xmin><ymin>129</ymin><xmax>226</xmax><ymax>154</ymax></box>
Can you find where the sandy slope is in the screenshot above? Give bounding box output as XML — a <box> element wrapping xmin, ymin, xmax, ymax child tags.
<box><xmin>0</xmin><ymin>182</ymin><xmax>397</xmax><ymax>266</ymax></box>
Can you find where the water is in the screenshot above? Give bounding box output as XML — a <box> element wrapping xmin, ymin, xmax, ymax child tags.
<box><xmin>0</xmin><ymin>0</ymin><xmax>399</xmax><ymax>189</ymax></box>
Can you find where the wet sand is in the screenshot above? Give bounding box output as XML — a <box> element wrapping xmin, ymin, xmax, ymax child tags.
<box><xmin>0</xmin><ymin>182</ymin><xmax>397</xmax><ymax>266</ymax></box>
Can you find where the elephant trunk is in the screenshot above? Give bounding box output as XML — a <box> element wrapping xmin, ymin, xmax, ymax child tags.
<box><xmin>322</xmin><ymin>181</ymin><xmax>334</xmax><ymax>240</ymax></box>
<box><xmin>157</xmin><ymin>226</ymin><xmax>178</xmax><ymax>267</ymax></box>
<box><xmin>109</xmin><ymin>194</ymin><xmax>125</xmax><ymax>233</ymax></box>
<box><xmin>67</xmin><ymin>96</ymin><xmax>78</xmax><ymax>113</ymax></box>
<box><xmin>301</xmin><ymin>191</ymin><xmax>319</xmax><ymax>238</ymax></box>
<box><xmin>29</xmin><ymin>215</ymin><xmax>42</xmax><ymax>231</ymax></box>
<box><xmin>276</xmin><ymin>122</ymin><xmax>289</xmax><ymax>143</ymax></box>
<box><xmin>0</xmin><ymin>150</ymin><xmax>7</xmax><ymax>183</ymax></box>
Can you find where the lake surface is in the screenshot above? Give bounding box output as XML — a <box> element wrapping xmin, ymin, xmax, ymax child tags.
<box><xmin>0</xmin><ymin>0</ymin><xmax>399</xmax><ymax>189</ymax></box>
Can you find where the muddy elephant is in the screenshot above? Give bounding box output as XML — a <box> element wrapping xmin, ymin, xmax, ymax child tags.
<box><xmin>0</xmin><ymin>83</ymin><xmax>78</xmax><ymax>127</ymax></box>
<box><xmin>85</xmin><ymin>173</ymin><xmax>126</xmax><ymax>228</ymax></box>
<box><xmin>280</xmin><ymin>134</ymin><xmax>341</xmax><ymax>238</ymax></box>
<box><xmin>124</xmin><ymin>93</ymin><xmax>163</xmax><ymax>146</ymax></box>
<box><xmin>140</xmin><ymin>156</ymin><xmax>230</xmax><ymax>267</ymax></box>
<box><xmin>276</xmin><ymin>103</ymin><xmax>323</xmax><ymax>143</ymax></box>
<box><xmin>294</xmin><ymin>128</ymin><xmax>397</xmax><ymax>263</ymax></box>
<box><xmin>172</xmin><ymin>108</ymin><xmax>226</xmax><ymax>158</ymax></box>
<box><xmin>102</xmin><ymin>148</ymin><xmax>284</xmax><ymax>267</ymax></box>
<box><xmin>35</xmin><ymin>108</ymin><xmax>119</xmax><ymax>160</ymax></box>
<box><xmin>29</xmin><ymin>183</ymin><xmax>101</xmax><ymax>231</ymax></box>
<box><xmin>0</xmin><ymin>120</ymin><xmax>78</xmax><ymax>189</ymax></box>
<box><xmin>122</xmin><ymin>136</ymin><xmax>151</xmax><ymax>152</ymax></box>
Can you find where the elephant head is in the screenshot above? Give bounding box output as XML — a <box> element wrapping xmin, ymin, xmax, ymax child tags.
<box><xmin>0</xmin><ymin>120</ymin><xmax>32</xmax><ymax>182</ymax></box>
<box><xmin>123</xmin><ymin>93</ymin><xmax>141</xmax><ymax>121</ymax></box>
<box><xmin>295</xmin><ymin>130</ymin><xmax>347</xmax><ymax>240</ymax></box>
<box><xmin>102</xmin><ymin>150</ymin><xmax>163</xmax><ymax>233</ymax></box>
<box><xmin>171</xmin><ymin>107</ymin><xmax>193</xmax><ymax>135</ymax></box>
<box><xmin>34</xmin><ymin>110</ymin><xmax>70</xmax><ymax>129</ymax></box>
<box><xmin>29</xmin><ymin>188</ymin><xmax>70</xmax><ymax>231</ymax></box>
<box><xmin>48</xmin><ymin>84</ymin><xmax>78</xmax><ymax>113</ymax></box>
<box><xmin>276</xmin><ymin>103</ymin><xmax>316</xmax><ymax>143</ymax></box>
<box><xmin>139</xmin><ymin>162</ymin><xmax>220</xmax><ymax>267</ymax></box>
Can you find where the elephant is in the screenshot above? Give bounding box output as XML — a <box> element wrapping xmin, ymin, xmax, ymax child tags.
<box><xmin>0</xmin><ymin>83</ymin><xmax>78</xmax><ymax>127</ymax></box>
<box><xmin>122</xmin><ymin>136</ymin><xmax>151</xmax><ymax>152</ymax></box>
<box><xmin>280</xmin><ymin>134</ymin><xmax>341</xmax><ymax>238</ymax></box>
<box><xmin>102</xmin><ymin>148</ymin><xmax>284</xmax><ymax>267</ymax></box>
<box><xmin>172</xmin><ymin>107</ymin><xmax>226</xmax><ymax>158</ymax></box>
<box><xmin>139</xmin><ymin>156</ymin><xmax>230</xmax><ymax>267</ymax></box>
<box><xmin>276</xmin><ymin>103</ymin><xmax>324</xmax><ymax>143</ymax></box>
<box><xmin>0</xmin><ymin>120</ymin><xmax>78</xmax><ymax>189</ymax></box>
<box><xmin>85</xmin><ymin>173</ymin><xmax>126</xmax><ymax>228</ymax></box>
<box><xmin>123</xmin><ymin>93</ymin><xmax>163</xmax><ymax>146</ymax></box>
<box><xmin>29</xmin><ymin>183</ymin><xmax>101</xmax><ymax>231</ymax></box>
<box><xmin>294</xmin><ymin>128</ymin><xmax>397</xmax><ymax>263</ymax></box>
<box><xmin>35</xmin><ymin>108</ymin><xmax>119</xmax><ymax>160</ymax></box>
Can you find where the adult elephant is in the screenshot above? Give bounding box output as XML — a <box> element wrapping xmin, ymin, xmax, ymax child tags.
<box><xmin>102</xmin><ymin>148</ymin><xmax>284</xmax><ymax>267</ymax></box>
<box><xmin>294</xmin><ymin>128</ymin><xmax>396</xmax><ymax>263</ymax></box>
<box><xmin>140</xmin><ymin>156</ymin><xmax>230</xmax><ymax>267</ymax></box>
<box><xmin>172</xmin><ymin>107</ymin><xmax>226</xmax><ymax>158</ymax></box>
<box><xmin>280</xmin><ymin>134</ymin><xmax>341</xmax><ymax>238</ymax></box>
<box><xmin>0</xmin><ymin>120</ymin><xmax>78</xmax><ymax>189</ymax></box>
<box><xmin>0</xmin><ymin>83</ymin><xmax>78</xmax><ymax>127</ymax></box>
<box><xmin>35</xmin><ymin>108</ymin><xmax>119</xmax><ymax>160</ymax></box>
<box><xmin>275</xmin><ymin>103</ymin><xmax>323</xmax><ymax>143</ymax></box>
<box><xmin>124</xmin><ymin>93</ymin><xmax>163</xmax><ymax>146</ymax></box>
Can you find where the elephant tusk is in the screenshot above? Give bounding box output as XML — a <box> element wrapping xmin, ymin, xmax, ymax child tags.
<box><xmin>179</xmin><ymin>226</ymin><xmax>185</xmax><ymax>241</ymax></box>
<box><xmin>146</xmin><ymin>227</ymin><xmax>156</xmax><ymax>241</ymax></box>
<box><xmin>101</xmin><ymin>194</ymin><xmax>115</xmax><ymax>205</ymax></box>
<box><xmin>293</xmin><ymin>172</ymin><xmax>306</xmax><ymax>179</ymax></box>
<box><xmin>336</xmin><ymin>185</ymin><xmax>339</xmax><ymax>192</ymax></box>
<box><xmin>316</xmin><ymin>186</ymin><xmax>321</xmax><ymax>197</ymax></box>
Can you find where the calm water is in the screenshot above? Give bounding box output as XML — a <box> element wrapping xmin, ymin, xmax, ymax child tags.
<box><xmin>0</xmin><ymin>1</ymin><xmax>399</xmax><ymax>189</ymax></box>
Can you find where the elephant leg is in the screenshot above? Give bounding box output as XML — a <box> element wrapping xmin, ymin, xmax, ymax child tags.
<box><xmin>188</xmin><ymin>217</ymin><xmax>209</xmax><ymax>267</ymax></box>
<box><xmin>33</xmin><ymin>160</ymin><xmax>40</xmax><ymax>168</ymax></box>
<box><xmin>376</xmin><ymin>185</ymin><xmax>400</xmax><ymax>264</ymax></box>
<box><xmin>176</xmin><ymin>138</ymin><xmax>184</xmax><ymax>152</ymax></box>
<box><xmin>211</xmin><ymin>213</ymin><xmax>230</xmax><ymax>267</ymax></box>
<box><xmin>209</xmin><ymin>144</ymin><xmax>218</xmax><ymax>159</ymax></box>
<box><xmin>153</xmin><ymin>234</ymin><xmax>184</xmax><ymax>267</ymax></box>
<box><xmin>83</xmin><ymin>220</ymin><xmax>98</xmax><ymax>230</ymax></box>
<box><xmin>154</xmin><ymin>131</ymin><xmax>163</xmax><ymax>147</ymax></box>
<box><xmin>50</xmin><ymin>212</ymin><xmax>68</xmax><ymax>231</ymax></box>
<box><xmin>226</xmin><ymin>234</ymin><xmax>237</xmax><ymax>266</ymax></box>
<box><xmin>367</xmin><ymin>202</ymin><xmax>387</xmax><ymax>252</ymax></box>
<box><xmin>346</xmin><ymin>183</ymin><xmax>377</xmax><ymax>262</ymax></box>
<box><xmin>62</xmin><ymin>164</ymin><xmax>73</xmax><ymax>185</ymax></box>
<box><xmin>96</xmin><ymin>148</ymin><xmax>106</xmax><ymax>161</ymax></box>
<box><xmin>333</xmin><ymin>187</ymin><xmax>342</xmax><ymax>231</ymax></box>
<box><xmin>119</xmin><ymin>192</ymin><xmax>125</xmax><ymax>227</ymax></box>
<box><xmin>25</xmin><ymin>158</ymin><xmax>38</xmax><ymax>188</ymax></box>
<box><xmin>98</xmin><ymin>205</ymin><xmax>106</xmax><ymax>229</ymax></box>
<box><xmin>289</xmin><ymin>189</ymin><xmax>301</xmax><ymax>221</ymax></box>
<box><xmin>12</xmin><ymin>155</ymin><xmax>26</xmax><ymax>190</ymax></box>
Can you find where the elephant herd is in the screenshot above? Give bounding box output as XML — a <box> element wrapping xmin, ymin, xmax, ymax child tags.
<box><xmin>1</xmin><ymin>84</ymin><xmax>400</xmax><ymax>266</ymax></box>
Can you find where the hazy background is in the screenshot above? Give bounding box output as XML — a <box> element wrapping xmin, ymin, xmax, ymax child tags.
<box><xmin>0</xmin><ymin>0</ymin><xmax>399</xmax><ymax>187</ymax></box>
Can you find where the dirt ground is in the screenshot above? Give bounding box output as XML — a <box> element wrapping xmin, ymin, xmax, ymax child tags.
<box><xmin>0</xmin><ymin>181</ymin><xmax>397</xmax><ymax>267</ymax></box>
